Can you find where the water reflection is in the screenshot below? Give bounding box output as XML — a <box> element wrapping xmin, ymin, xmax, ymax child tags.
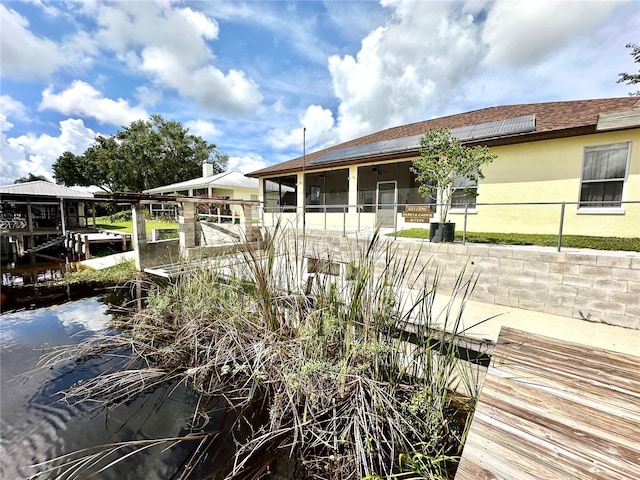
<box><xmin>0</xmin><ymin>294</ymin><xmax>215</xmax><ymax>479</ymax></box>
<box><xmin>1</xmin><ymin>254</ymin><xmax>70</xmax><ymax>287</ymax></box>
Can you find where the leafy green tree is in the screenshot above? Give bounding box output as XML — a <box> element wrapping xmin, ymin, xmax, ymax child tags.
<box><xmin>618</xmin><ymin>43</ymin><xmax>640</xmax><ymax>96</ymax></box>
<box><xmin>412</xmin><ymin>128</ymin><xmax>496</xmax><ymax>224</ymax></box>
<box><xmin>14</xmin><ymin>173</ymin><xmax>50</xmax><ymax>183</ymax></box>
<box><xmin>53</xmin><ymin>115</ymin><xmax>228</xmax><ymax>192</ymax></box>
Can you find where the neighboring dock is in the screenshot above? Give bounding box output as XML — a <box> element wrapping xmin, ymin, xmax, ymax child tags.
<box><xmin>65</xmin><ymin>230</ymin><xmax>132</xmax><ymax>259</ymax></box>
<box><xmin>456</xmin><ymin>327</ymin><xmax>640</xmax><ymax>480</ymax></box>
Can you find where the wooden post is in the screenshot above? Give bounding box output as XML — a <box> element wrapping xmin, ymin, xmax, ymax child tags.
<box><xmin>83</xmin><ymin>235</ymin><xmax>91</xmax><ymax>259</ymax></box>
<box><xmin>26</xmin><ymin>200</ymin><xmax>33</xmax><ymax>232</ymax></box>
<box><xmin>132</xmin><ymin>203</ymin><xmax>148</xmax><ymax>271</ymax></box>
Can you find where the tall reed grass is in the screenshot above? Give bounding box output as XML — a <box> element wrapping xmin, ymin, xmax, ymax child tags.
<box><xmin>37</xmin><ymin>224</ymin><xmax>489</xmax><ymax>479</ymax></box>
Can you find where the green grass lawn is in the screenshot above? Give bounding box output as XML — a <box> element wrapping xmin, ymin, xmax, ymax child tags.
<box><xmin>392</xmin><ymin>228</ymin><xmax>640</xmax><ymax>252</ymax></box>
<box><xmin>92</xmin><ymin>217</ymin><xmax>178</xmax><ymax>235</ymax></box>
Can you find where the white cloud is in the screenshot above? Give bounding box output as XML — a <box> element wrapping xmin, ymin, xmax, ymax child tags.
<box><xmin>267</xmin><ymin>104</ymin><xmax>335</xmax><ymax>150</ymax></box>
<box><xmin>26</xmin><ymin>0</ymin><xmax>63</xmax><ymax>17</ymax></box>
<box><xmin>0</xmin><ymin>4</ymin><xmax>96</xmax><ymax>79</ymax></box>
<box><xmin>227</xmin><ymin>153</ymin><xmax>267</xmax><ymax>174</ymax></box>
<box><xmin>0</xmin><ymin>114</ymin><xmax>14</xmax><ymax>133</ymax></box>
<box><xmin>94</xmin><ymin>2</ymin><xmax>217</xmax><ymax>66</ymax></box>
<box><xmin>0</xmin><ymin>95</ymin><xmax>28</xmax><ymax>121</ymax></box>
<box><xmin>271</xmin><ymin>0</ymin><xmax>486</xmax><ymax>149</ymax></box>
<box><xmin>185</xmin><ymin>119</ymin><xmax>221</xmax><ymax>139</ymax></box>
<box><xmin>482</xmin><ymin>0</ymin><xmax>620</xmax><ymax>67</ymax></box>
<box><xmin>329</xmin><ymin>1</ymin><xmax>485</xmax><ymax>141</ymax></box>
<box><xmin>1</xmin><ymin>118</ymin><xmax>96</xmax><ymax>185</ymax></box>
<box><xmin>140</xmin><ymin>47</ymin><xmax>262</xmax><ymax>113</ymax></box>
<box><xmin>0</xmin><ymin>4</ymin><xmax>65</xmax><ymax>78</ymax></box>
<box><xmin>134</xmin><ymin>85</ymin><xmax>162</xmax><ymax>107</ymax></box>
<box><xmin>267</xmin><ymin>0</ymin><xmax>635</xmax><ymax>154</ymax></box>
<box><xmin>458</xmin><ymin>0</ymin><xmax>636</xmax><ymax>107</ymax></box>
<box><xmin>178</xmin><ymin>7</ymin><xmax>219</xmax><ymax>40</ymax></box>
<box><xmin>89</xmin><ymin>1</ymin><xmax>262</xmax><ymax>114</ymax></box>
<box><xmin>57</xmin><ymin>298</ymin><xmax>110</xmax><ymax>332</ymax></box>
<box><xmin>39</xmin><ymin>80</ymin><xmax>148</xmax><ymax>126</ymax></box>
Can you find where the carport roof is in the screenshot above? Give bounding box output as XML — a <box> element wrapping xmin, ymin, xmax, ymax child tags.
<box><xmin>144</xmin><ymin>171</ymin><xmax>257</xmax><ymax>194</ymax></box>
<box><xmin>0</xmin><ymin>181</ymin><xmax>95</xmax><ymax>200</ymax></box>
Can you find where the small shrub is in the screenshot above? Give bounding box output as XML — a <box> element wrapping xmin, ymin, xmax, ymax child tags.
<box><xmin>108</xmin><ymin>209</ymin><xmax>132</xmax><ymax>223</ymax></box>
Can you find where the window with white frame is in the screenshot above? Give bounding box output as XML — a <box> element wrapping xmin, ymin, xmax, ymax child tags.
<box><xmin>450</xmin><ymin>175</ymin><xmax>478</xmax><ymax>209</ymax></box>
<box><xmin>579</xmin><ymin>142</ymin><xmax>630</xmax><ymax>208</ymax></box>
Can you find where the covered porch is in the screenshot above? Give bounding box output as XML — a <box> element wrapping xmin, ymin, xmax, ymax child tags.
<box><xmin>260</xmin><ymin>160</ymin><xmax>444</xmax><ymax>231</ymax></box>
<box><xmin>0</xmin><ymin>181</ymin><xmax>97</xmax><ymax>257</ymax></box>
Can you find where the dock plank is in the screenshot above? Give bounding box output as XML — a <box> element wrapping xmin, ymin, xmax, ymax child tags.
<box><xmin>456</xmin><ymin>327</ymin><xmax>640</xmax><ymax>480</ymax></box>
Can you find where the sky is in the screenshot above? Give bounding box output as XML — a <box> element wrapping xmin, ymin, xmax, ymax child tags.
<box><xmin>1</xmin><ymin>0</ymin><xmax>638</xmax><ymax>186</ymax></box>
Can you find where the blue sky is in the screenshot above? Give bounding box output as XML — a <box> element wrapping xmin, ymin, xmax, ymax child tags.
<box><xmin>1</xmin><ymin>0</ymin><xmax>638</xmax><ymax>186</ymax></box>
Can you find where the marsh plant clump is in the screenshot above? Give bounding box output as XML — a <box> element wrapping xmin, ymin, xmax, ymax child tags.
<box><xmin>37</xmin><ymin>226</ymin><xmax>487</xmax><ymax>479</ymax></box>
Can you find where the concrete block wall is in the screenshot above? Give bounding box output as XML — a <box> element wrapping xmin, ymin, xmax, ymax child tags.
<box><xmin>137</xmin><ymin>238</ymin><xmax>180</xmax><ymax>270</ymax></box>
<box><xmin>300</xmin><ymin>233</ymin><xmax>640</xmax><ymax>330</ymax></box>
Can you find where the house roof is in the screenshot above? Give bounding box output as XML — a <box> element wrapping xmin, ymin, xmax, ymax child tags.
<box><xmin>0</xmin><ymin>181</ymin><xmax>95</xmax><ymax>200</ymax></box>
<box><xmin>144</xmin><ymin>171</ymin><xmax>257</xmax><ymax>194</ymax></box>
<box><xmin>247</xmin><ymin>97</ymin><xmax>640</xmax><ymax>177</ymax></box>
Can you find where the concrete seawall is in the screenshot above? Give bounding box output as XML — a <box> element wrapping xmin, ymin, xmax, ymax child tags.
<box><xmin>299</xmin><ymin>232</ymin><xmax>640</xmax><ymax>330</ymax></box>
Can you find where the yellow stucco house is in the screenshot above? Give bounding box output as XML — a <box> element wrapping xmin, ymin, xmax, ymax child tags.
<box><xmin>247</xmin><ymin>97</ymin><xmax>640</xmax><ymax>238</ymax></box>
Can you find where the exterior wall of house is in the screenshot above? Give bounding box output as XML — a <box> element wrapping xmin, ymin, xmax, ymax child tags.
<box><xmin>227</xmin><ymin>186</ymin><xmax>258</xmax><ymax>201</ymax></box>
<box><xmin>453</xmin><ymin>129</ymin><xmax>640</xmax><ymax>237</ymax></box>
<box><xmin>257</xmin><ymin>128</ymin><xmax>639</xmax><ymax>237</ymax></box>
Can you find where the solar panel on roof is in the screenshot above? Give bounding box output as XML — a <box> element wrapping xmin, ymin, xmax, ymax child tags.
<box><xmin>310</xmin><ymin>115</ymin><xmax>535</xmax><ymax>165</ymax></box>
<box><xmin>312</xmin><ymin>134</ymin><xmax>423</xmax><ymax>165</ymax></box>
<box><xmin>451</xmin><ymin>115</ymin><xmax>535</xmax><ymax>141</ymax></box>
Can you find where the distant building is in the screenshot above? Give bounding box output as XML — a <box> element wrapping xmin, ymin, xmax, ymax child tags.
<box><xmin>144</xmin><ymin>165</ymin><xmax>259</xmax><ymax>220</ymax></box>
<box><xmin>0</xmin><ymin>181</ymin><xmax>94</xmax><ymax>255</ymax></box>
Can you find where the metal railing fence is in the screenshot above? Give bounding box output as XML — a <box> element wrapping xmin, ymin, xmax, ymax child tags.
<box><xmin>259</xmin><ymin>200</ymin><xmax>640</xmax><ymax>252</ymax></box>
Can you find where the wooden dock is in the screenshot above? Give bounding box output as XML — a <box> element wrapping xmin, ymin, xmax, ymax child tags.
<box><xmin>456</xmin><ymin>327</ymin><xmax>640</xmax><ymax>480</ymax></box>
<box><xmin>65</xmin><ymin>230</ymin><xmax>131</xmax><ymax>259</ymax></box>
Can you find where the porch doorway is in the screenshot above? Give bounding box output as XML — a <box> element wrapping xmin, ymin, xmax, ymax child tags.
<box><xmin>376</xmin><ymin>181</ymin><xmax>396</xmax><ymax>228</ymax></box>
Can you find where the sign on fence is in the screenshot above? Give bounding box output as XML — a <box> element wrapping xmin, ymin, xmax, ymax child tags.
<box><xmin>402</xmin><ymin>205</ymin><xmax>434</xmax><ymax>223</ymax></box>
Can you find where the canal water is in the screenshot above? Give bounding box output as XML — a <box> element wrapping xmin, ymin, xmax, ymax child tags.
<box><xmin>0</xmin><ymin>290</ymin><xmax>229</xmax><ymax>479</ymax></box>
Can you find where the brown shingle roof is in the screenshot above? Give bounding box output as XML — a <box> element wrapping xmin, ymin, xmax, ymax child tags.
<box><xmin>248</xmin><ymin>97</ymin><xmax>639</xmax><ymax>177</ymax></box>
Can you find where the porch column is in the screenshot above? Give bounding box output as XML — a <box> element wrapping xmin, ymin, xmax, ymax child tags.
<box><xmin>59</xmin><ymin>198</ymin><xmax>67</xmax><ymax>236</ymax></box>
<box><xmin>78</xmin><ymin>202</ymin><xmax>86</xmax><ymax>227</ymax></box>
<box><xmin>26</xmin><ymin>200</ymin><xmax>33</xmax><ymax>232</ymax></box>
<box><xmin>132</xmin><ymin>203</ymin><xmax>148</xmax><ymax>271</ymax></box>
<box><xmin>179</xmin><ymin>201</ymin><xmax>196</xmax><ymax>258</ymax></box>
<box><xmin>348</xmin><ymin>165</ymin><xmax>358</xmax><ymax>213</ymax></box>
